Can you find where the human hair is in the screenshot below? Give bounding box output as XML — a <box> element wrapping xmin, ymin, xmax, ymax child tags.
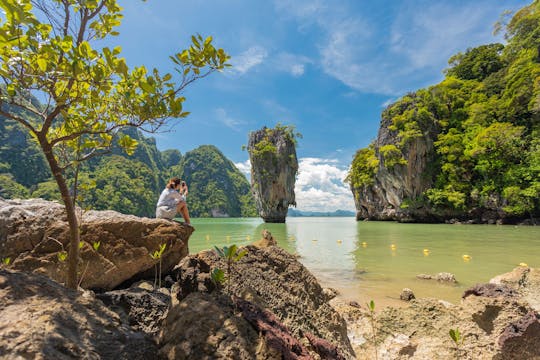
<box><xmin>166</xmin><ymin>177</ymin><xmax>182</xmax><ymax>189</ymax></box>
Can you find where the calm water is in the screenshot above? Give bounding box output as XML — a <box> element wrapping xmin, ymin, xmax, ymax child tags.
<box><xmin>188</xmin><ymin>217</ymin><xmax>540</xmax><ymax>307</ymax></box>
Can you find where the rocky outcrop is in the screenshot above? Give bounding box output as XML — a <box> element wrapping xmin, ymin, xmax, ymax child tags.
<box><xmin>0</xmin><ymin>269</ymin><xmax>158</xmax><ymax>359</ymax></box>
<box><xmin>0</xmin><ymin>198</ymin><xmax>192</xmax><ymax>290</ymax></box>
<box><xmin>248</xmin><ymin>126</ymin><xmax>298</xmax><ymax>223</ymax></box>
<box><xmin>159</xmin><ymin>245</ymin><xmax>355</xmax><ymax>359</ymax></box>
<box><xmin>335</xmin><ymin>266</ymin><xmax>540</xmax><ymax>359</ymax></box>
<box><xmin>352</xmin><ymin>106</ymin><xmax>440</xmax><ymax>223</ymax></box>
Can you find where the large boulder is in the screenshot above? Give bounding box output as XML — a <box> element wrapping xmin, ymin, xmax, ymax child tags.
<box><xmin>159</xmin><ymin>245</ymin><xmax>355</xmax><ymax>359</ymax></box>
<box><xmin>248</xmin><ymin>126</ymin><xmax>298</xmax><ymax>223</ymax></box>
<box><xmin>0</xmin><ymin>198</ymin><xmax>193</xmax><ymax>290</ymax></box>
<box><xmin>0</xmin><ymin>269</ymin><xmax>158</xmax><ymax>359</ymax></box>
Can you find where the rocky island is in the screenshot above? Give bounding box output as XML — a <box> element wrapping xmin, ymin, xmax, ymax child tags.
<box><xmin>247</xmin><ymin>125</ymin><xmax>299</xmax><ymax>223</ymax></box>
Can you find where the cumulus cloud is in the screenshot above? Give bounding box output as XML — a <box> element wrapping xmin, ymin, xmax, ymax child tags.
<box><xmin>234</xmin><ymin>159</ymin><xmax>251</xmax><ymax>178</ymax></box>
<box><xmin>234</xmin><ymin>156</ymin><xmax>355</xmax><ymax>212</ymax></box>
<box><xmin>229</xmin><ymin>46</ymin><xmax>268</xmax><ymax>75</ymax></box>
<box><xmin>295</xmin><ymin>157</ymin><xmax>355</xmax><ymax>212</ymax></box>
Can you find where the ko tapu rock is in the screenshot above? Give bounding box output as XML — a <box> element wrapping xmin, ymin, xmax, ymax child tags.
<box><xmin>247</xmin><ymin>125</ymin><xmax>299</xmax><ymax>223</ymax></box>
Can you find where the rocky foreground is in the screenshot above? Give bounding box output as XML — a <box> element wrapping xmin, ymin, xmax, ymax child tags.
<box><xmin>1</xmin><ymin>199</ymin><xmax>539</xmax><ymax>359</ymax></box>
<box><xmin>334</xmin><ymin>266</ymin><xmax>540</xmax><ymax>360</ymax></box>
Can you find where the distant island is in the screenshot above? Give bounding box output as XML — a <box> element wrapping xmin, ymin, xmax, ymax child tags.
<box><xmin>287</xmin><ymin>208</ymin><xmax>355</xmax><ymax>217</ymax></box>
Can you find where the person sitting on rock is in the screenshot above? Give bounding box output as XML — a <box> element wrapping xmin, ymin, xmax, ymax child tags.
<box><xmin>156</xmin><ymin>177</ymin><xmax>191</xmax><ymax>226</ymax></box>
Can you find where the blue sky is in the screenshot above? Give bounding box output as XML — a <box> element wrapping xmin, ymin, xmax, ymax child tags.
<box><xmin>112</xmin><ymin>0</ymin><xmax>529</xmax><ymax>211</ymax></box>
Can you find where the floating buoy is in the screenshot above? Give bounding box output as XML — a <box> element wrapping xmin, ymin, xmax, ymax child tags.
<box><xmin>361</xmin><ymin>242</ymin><xmax>367</xmax><ymax>248</ymax></box>
<box><xmin>312</xmin><ymin>239</ymin><xmax>318</xmax><ymax>242</ymax></box>
<box><xmin>390</xmin><ymin>244</ymin><xmax>397</xmax><ymax>250</ymax></box>
<box><xmin>519</xmin><ymin>262</ymin><xmax>528</xmax><ymax>267</ymax></box>
<box><xmin>205</xmin><ymin>235</ymin><xmax>210</xmax><ymax>241</ymax></box>
<box><xmin>423</xmin><ymin>249</ymin><xmax>430</xmax><ymax>256</ymax></box>
<box><xmin>289</xmin><ymin>235</ymin><xmax>295</xmax><ymax>241</ymax></box>
<box><xmin>337</xmin><ymin>239</ymin><xmax>343</xmax><ymax>244</ymax></box>
<box><xmin>462</xmin><ymin>255</ymin><xmax>471</xmax><ymax>261</ymax></box>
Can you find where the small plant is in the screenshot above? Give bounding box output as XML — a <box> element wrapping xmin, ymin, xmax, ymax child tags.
<box><xmin>79</xmin><ymin>241</ymin><xmax>84</xmax><ymax>249</ymax></box>
<box><xmin>150</xmin><ymin>243</ymin><xmax>167</xmax><ymax>289</ymax></box>
<box><xmin>449</xmin><ymin>328</ymin><xmax>464</xmax><ymax>358</ymax></box>
<box><xmin>57</xmin><ymin>251</ymin><xmax>68</xmax><ymax>262</ymax></box>
<box><xmin>367</xmin><ymin>299</ymin><xmax>378</xmax><ymax>360</ymax></box>
<box><xmin>211</xmin><ymin>268</ymin><xmax>225</xmax><ymax>286</ymax></box>
<box><xmin>1</xmin><ymin>257</ymin><xmax>11</xmax><ymax>266</ymax></box>
<box><xmin>214</xmin><ymin>244</ymin><xmax>247</xmax><ymax>294</ymax></box>
<box><xmin>92</xmin><ymin>241</ymin><xmax>101</xmax><ymax>251</ymax></box>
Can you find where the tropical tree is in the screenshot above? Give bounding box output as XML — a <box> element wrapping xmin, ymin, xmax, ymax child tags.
<box><xmin>0</xmin><ymin>0</ymin><xmax>229</xmax><ymax>289</ymax></box>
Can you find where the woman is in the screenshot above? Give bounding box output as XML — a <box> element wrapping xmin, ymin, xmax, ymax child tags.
<box><xmin>155</xmin><ymin>177</ymin><xmax>191</xmax><ymax>226</ymax></box>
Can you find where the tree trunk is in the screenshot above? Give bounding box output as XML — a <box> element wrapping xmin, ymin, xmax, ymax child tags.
<box><xmin>41</xmin><ymin>141</ymin><xmax>80</xmax><ymax>290</ymax></box>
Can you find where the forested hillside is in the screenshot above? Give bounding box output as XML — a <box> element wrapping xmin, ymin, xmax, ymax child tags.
<box><xmin>0</xmin><ymin>115</ymin><xmax>256</xmax><ymax>217</ymax></box>
<box><xmin>348</xmin><ymin>1</ymin><xmax>540</xmax><ymax>223</ymax></box>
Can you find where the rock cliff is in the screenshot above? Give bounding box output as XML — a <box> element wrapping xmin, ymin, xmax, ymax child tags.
<box><xmin>352</xmin><ymin>105</ymin><xmax>440</xmax><ymax>222</ymax></box>
<box><xmin>248</xmin><ymin>126</ymin><xmax>298</xmax><ymax>223</ymax></box>
<box><xmin>0</xmin><ymin>198</ymin><xmax>192</xmax><ymax>290</ymax></box>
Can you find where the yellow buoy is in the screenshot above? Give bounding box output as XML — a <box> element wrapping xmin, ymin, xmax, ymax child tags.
<box><xmin>390</xmin><ymin>244</ymin><xmax>396</xmax><ymax>250</ymax></box>
<box><xmin>519</xmin><ymin>262</ymin><xmax>528</xmax><ymax>267</ymax></box>
<box><xmin>462</xmin><ymin>254</ymin><xmax>471</xmax><ymax>261</ymax></box>
<box><xmin>337</xmin><ymin>239</ymin><xmax>343</xmax><ymax>244</ymax></box>
<box><xmin>423</xmin><ymin>249</ymin><xmax>430</xmax><ymax>256</ymax></box>
<box><xmin>312</xmin><ymin>239</ymin><xmax>318</xmax><ymax>242</ymax></box>
<box><xmin>205</xmin><ymin>235</ymin><xmax>210</xmax><ymax>241</ymax></box>
<box><xmin>361</xmin><ymin>242</ymin><xmax>367</xmax><ymax>248</ymax></box>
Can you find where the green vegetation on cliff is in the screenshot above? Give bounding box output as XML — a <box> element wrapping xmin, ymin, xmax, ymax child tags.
<box><xmin>349</xmin><ymin>1</ymin><xmax>540</xmax><ymax>219</ymax></box>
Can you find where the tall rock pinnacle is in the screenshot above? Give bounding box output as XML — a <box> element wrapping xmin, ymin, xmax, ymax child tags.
<box><xmin>248</xmin><ymin>125</ymin><xmax>299</xmax><ymax>223</ymax></box>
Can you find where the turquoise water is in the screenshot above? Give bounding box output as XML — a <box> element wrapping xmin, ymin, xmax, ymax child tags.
<box><xmin>188</xmin><ymin>217</ymin><xmax>540</xmax><ymax>306</ymax></box>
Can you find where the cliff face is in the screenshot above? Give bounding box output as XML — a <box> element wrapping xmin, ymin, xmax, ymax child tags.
<box><xmin>248</xmin><ymin>126</ymin><xmax>298</xmax><ymax>223</ymax></box>
<box><xmin>352</xmin><ymin>109</ymin><xmax>441</xmax><ymax>222</ymax></box>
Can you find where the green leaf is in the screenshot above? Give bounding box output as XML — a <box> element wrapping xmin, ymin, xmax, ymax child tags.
<box><xmin>6</xmin><ymin>84</ymin><xmax>16</xmax><ymax>96</ymax></box>
<box><xmin>36</xmin><ymin>57</ymin><xmax>47</xmax><ymax>71</ymax></box>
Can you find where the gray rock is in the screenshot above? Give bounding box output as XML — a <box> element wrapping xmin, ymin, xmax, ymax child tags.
<box><xmin>0</xmin><ymin>269</ymin><xmax>158</xmax><ymax>359</ymax></box>
<box><xmin>248</xmin><ymin>127</ymin><xmax>298</xmax><ymax>223</ymax></box>
<box><xmin>416</xmin><ymin>272</ymin><xmax>457</xmax><ymax>283</ymax></box>
<box><xmin>0</xmin><ymin>198</ymin><xmax>193</xmax><ymax>290</ymax></box>
<box><xmin>400</xmin><ymin>288</ymin><xmax>415</xmax><ymax>301</ymax></box>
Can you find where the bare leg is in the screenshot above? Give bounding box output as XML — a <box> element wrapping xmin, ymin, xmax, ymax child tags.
<box><xmin>176</xmin><ymin>202</ymin><xmax>191</xmax><ymax>225</ymax></box>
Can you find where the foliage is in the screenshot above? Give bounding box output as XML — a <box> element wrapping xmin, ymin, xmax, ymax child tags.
<box><xmin>210</xmin><ymin>268</ymin><xmax>225</xmax><ymax>286</ymax></box>
<box><xmin>150</xmin><ymin>243</ymin><xmax>167</xmax><ymax>289</ymax></box>
<box><xmin>346</xmin><ymin>145</ymin><xmax>379</xmax><ymax>188</ymax></box>
<box><xmin>348</xmin><ymin>2</ymin><xmax>540</xmax><ymax>219</ymax></box>
<box><xmin>214</xmin><ymin>244</ymin><xmax>247</xmax><ymax>294</ymax></box>
<box><xmin>0</xmin><ymin>0</ymin><xmax>229</xmax><ymax>288</ymax></box>
<box><xmin>0</xmin><ymin>173</ymin><xmax>29</xmax><ymax>198</ymax></box>
<box><xmin>1</xmin><ymin>257</ymin><xmax>11</xmax><ymax>266</ymax></box>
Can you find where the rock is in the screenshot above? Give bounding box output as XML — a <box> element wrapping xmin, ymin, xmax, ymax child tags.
<box><xmin>166</xmin><ymin>245</ymin><xmax>355</xmax><ymax>359</ymax></box>
<box><xmin>96</xmin><ymin>287</ymin><xmax>171</xmax><ymax>337</ymax></box>
<box><xmin>0</xmin><ymin>198</ymin><xmax>193</xmax><ymax>290</ymax></box>
<box><xmin>304</xmin><ymin>331</ymin><xmax>347</xmax><ymax>360</ymax></box>
<box><xmin>248</xmin><ymin>126</ymin><xmax>298</xmax><ymax>223</ymax></box>
<box><xmin>400</xmin><ymin>288</ymin><xmax>415</xmax><ymax>301</ymax></box>
<box><xmin>416</xmin><ymin>272</ymin><xmax>457</xmax><ymax>283</ymax></box>
<box><xmin>322</xmin><ymin>287</ymin><xmax>339</xmax><ymax>301</ymax></box>
<box><xmin>0</xmin><ymin>269</ymin><xmax>158</xmax><ymax>359</ymax></box>
<box><xmin>497</xmin><ymin>310</ymin><xmax>540</xmax><ymax>359</ymax></box>
<box><xmin>158</xmin><ymin>292</ymin><xmax>277</xmax><ymax>359</ymax></box>
<box><xmin>490</xmin><ymin>267</ymin><xmax>540</xmax><ymax>312</ymax></box>
<box><xmin>462</xmin><ymin>283</ymin><xmax>518</xmax><ymax>300</ymax></box>
<box><xmin>252</xmin><ymin>229</ymin><xmax>277</xmax><ymax>248</ymax></box>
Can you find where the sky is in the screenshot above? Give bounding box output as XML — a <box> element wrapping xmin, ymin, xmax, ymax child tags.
<box><xmin>111</xmin><ymin>0</ymin><xmax>529</xmax><ymax>212</ymax></box>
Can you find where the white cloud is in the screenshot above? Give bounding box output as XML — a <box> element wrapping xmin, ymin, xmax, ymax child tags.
<box><xmin>294</xmin><ymin>157</ymin><xmax>355</xmax><ymax>212</ymax></box>
<box><xmin>229</xmin><ymin>46</ymin><xmax>268</xmax><ymax>75</ymax></box>
<box><xmin>274</xmin><ymin>52</ymin><xmax>312</xmax><ymax>77</ymax></box>
<box><xmin>273</xmin><ymin>0</ymin><xmax>513</xmax><ymax>95</ymax></box>
<box><xmin>234</xmin><ymin>159</ymin><xmax>251</xmax><ymax>178</ymax></box>
<box><xmin>215</xmin><ymin>108</ymin><xmax>244</xmax><ymax>130</ymax></box>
